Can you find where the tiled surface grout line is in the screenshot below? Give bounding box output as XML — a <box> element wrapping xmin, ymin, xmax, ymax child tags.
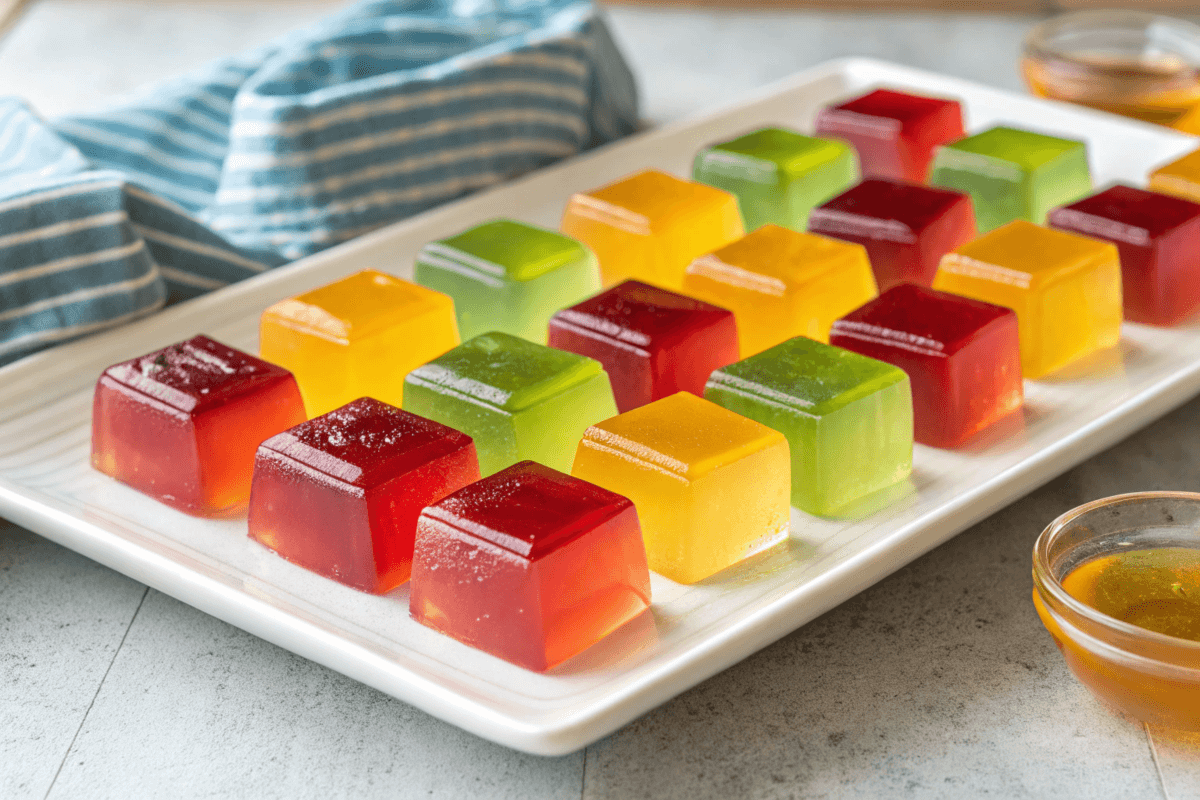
<box><xmin>41</xmin><ymin>586</ymin><xmax>150</xmax><ymax>800</ymax></box>
<box><xmin>1145</xmin><ymin>724</ymin><xmax>1173</xmax><ymax>800</ymax></box>
<box><xmin>580</xmin><ymin>743</ymin><xmax>588</xmax><ymax>799</ymax></box>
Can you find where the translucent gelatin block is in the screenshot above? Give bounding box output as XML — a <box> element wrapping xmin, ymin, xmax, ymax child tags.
<box><xmin>414</xmin><ymin>219</ymin><xmax>601</xmax><ymax>344</ymax></box>
<box><xmin>409</xmin><ymin>461</ymin><xmax>651</xmax><ymax>672</ymax></box>
<box><xmin>571</xmin><ymin>392</ymin><xmax>790</xmax><ymax>585</ymax></box>
<box><xmin>1148</xmin><ymin>147</ymin><xmax>1200</xmax><ymax>204</ymax></box>
<box><xmin>692</xmin><ymin>127</ymin><xmax>858</xmax><ymax>231</ymax></box>
<box><xmin>829</xmin><ymin>284</ymin><xmax>1022</xmax><ymax>448</ymax></box>
<box><xmin>814</xmin><ymin>88</ymin><xmax>964</xmax><ymax>181</ymax></box>
<box><xmin>560</xmin><ymin>169</ymin><xmax>744</xmax><ymax>290</ymax></box>
<box><xmin>807</xmin><ymin>178</ymin><xmax>976</xmax><ymax>291</ymax></box>
<box><xmin>1049</xmin><ymin>185</ymin><xmax>1200</xmax><ymax>326</ymax></box>
<box><xmin>705</xmin><ymin>337</ymin><xmax>912</xmax><ymax>517</ymax></box>
<box><xmin>928</xmin><ymin>126</ymin><xmax>1092</xmax><ymax>233</ymax></box>
<box><xmin>248</xmin><ymin>398</ymin><xmax>480</xmax><ymax>594</ymax></box>
<box><xmin>403</xmin><ymin>332</ymin><xmax>617</xmax><ymax>476</ymax></box>
<box><xmin>680</xmin><ymin>224</ymin><xmax>877</xmax><ymax>357</ymax></box>
<box><xmin>933</xmin><ymin>221</ymin><xmax>1122</xmax><ymax>380</ymax></box>
<box><xmin>547</xmin><ymin>280</ymin><xmax>739</xmax><ymax>413</ymax></box>
<box><xmin>91</xmin><ymin>335</ymin><xmax>306</xmax><ymax>516</ymax></box>
<box><xmin>260</xmin><ymin>269</ymin><xmax>459</xmax><ymax>416</ymax></box>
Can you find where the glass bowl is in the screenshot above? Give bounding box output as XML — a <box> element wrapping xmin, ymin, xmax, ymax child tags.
<box><xmin>1032</xmin><ymin>492</ymin><xmax>1200</xmax><ymax>731</ymax></box>
<box><xmin>1022</xmin><ymin>10</ymin><xmax>1200</xmax><ymax>127</ymax></box>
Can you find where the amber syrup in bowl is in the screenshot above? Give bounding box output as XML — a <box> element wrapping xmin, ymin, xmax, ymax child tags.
<box><xmin>1033</xmin><ymin>492</ymin><xmax>1200</xmax><ymax>732</ymax></box>
<box><xmin>1022</xmin><ymin>11</ymin><xmax>1200</xmax><ymax>127</ymax></box>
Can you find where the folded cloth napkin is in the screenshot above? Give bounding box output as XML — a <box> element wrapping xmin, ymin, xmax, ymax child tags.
<box><xmin>0</xmin><ymin>0</ymin><xmax>637</xmax><ymax>366</ymax></box>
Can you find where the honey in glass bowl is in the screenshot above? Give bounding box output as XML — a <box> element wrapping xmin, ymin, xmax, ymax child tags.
<box><xmin>1033</xmin><ymin>493</ymin><xmax>1200</xmax><ymax>732</ymax></box>
<box><xmin>1022</xmin><ymin>11</ymin><xmax>1200</xmax><ymax>127</ymax></box>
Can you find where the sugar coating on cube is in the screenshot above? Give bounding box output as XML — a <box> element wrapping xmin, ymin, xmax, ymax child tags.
<box><xmin>705</xmin><ymin>336</ymin><xmax>912</xmax><ymax>516</ymax></box>
<box><xmin>260</xmin><ymin>269</ymin><xmax>459</xmax><ymax>416</ymax></box>
<box><xmin>807</xmin><ymin>178</ymin><xmax>976</xmax><ymax>290</ymax></box>
<box><xmin>414</xmin><ymin>219</ymin><xmax>600</xmax><ymax>344</ymax></box>
<box><xmin>560</xmin><ymin>169</ymin><xmax>744</xmax><ymax>290</ymax></box>
<box><xmin>91</xmin><ymin>335</ymin><xmax>306</xmax><ymax>516</ymax></box>
<box><xmin>814</xmin><ymin>88</ymin><xmax>964</xmax><ymax>182</ymax></box>
<box><xmin>829</xmin><ymin>284</ymin><xmax>1023</xmax><ymax>448</ymax></box>
<box><xmin>680</xmin><ymin>224</ymin><xmax>877</xmax><ymax>357</ymax></box>
<box><xmin>933</xmin><ymin>220</ymin><xmax>1121</xmax><ymax>379</ymax></box>
<box><xmin>571</xmin><ymin>392</ymin><xmax>790</xmax><ymax>585</ymax></box>
<box><xmin>402</xmin><ymin>332</ymin><xmax>617</xmax><ymax>476</ymax></box>
<box><xmin>692</xmin><ymin>127</ymin><xmax>858</xmax><ymax>231</ymax></box>
<box><xmin>409</xmin><ymin>460</ymin><xmax>651</xmax><ymax>672</ymax></box>
<box><xmin>1148</xmin><ymin>147</ymin><xmax>1200</xmax><ymax>204</ymax></box>
<box><xmin>547</xmin><ymin>280</ymin><xmax>739</xmax><ymax>413</ymax></box>
<box><xmin>1050</xmin><ymin>184</ymin><xmax>1200</xmax><ymax>326</ymax></box>
<box><xmin>928</xmin><ymin>126</ymin><xmax>1092</xmax><ymax>233</ymax></box>
<box><xmin>247</xmin><ymin>397</ymin><xmax>480</xmax><ymax>594</ymax></box>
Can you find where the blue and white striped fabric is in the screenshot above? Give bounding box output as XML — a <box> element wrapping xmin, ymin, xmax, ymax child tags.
<box><xmin>0</xmin><ymin>0</ymin><xmax>638</xmax><ymax>365</ymax></box>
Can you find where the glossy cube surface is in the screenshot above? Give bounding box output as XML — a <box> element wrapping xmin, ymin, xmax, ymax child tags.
<box><xmin>680</xmin><ymin>224</ymin><xmax>877</xmax><ymax>357</ymax></box>
<box><xmin>1049</xmin><ymin>185</ymin><xmax>1200</xmax><ymax>326</ymax></box>
<box><xmin>560</xmin><ymin>169</ymin><xmax>744</xmax><ymax>290</ymax></box>
<box><xmin>248</xmin><ymin>398</ymin><xmax>480</xmax><ymax>594</ymax></box>
<box><xmin>928</xmin><ymin>126</ymin><xmax>1092</xmax><ymax>233</ymax></box>
<box><xmin>91</xmin><ymin>335</ymin><xmax>306</xmax><ymax>516</ymax></box>
<box><xmin>571</xmin><ymin>392</ymin><xmax>790</xmax><ymax>585</ymax></box>
<box><xmin>260</xmin><ymin>269</ymin><xmax>459</xmax><ymax>416</ymax></box>
<box><xmin>933</xmin><ymin>221</ymin><xmax>1122</xmax><ymax>379</ymax></box>
<box><xmin>414</xmin><ymin>219</ymin><xmax>601</xmax><ymax>344</ymax></box>
<box><xmin>705</xmin><ymin>337</ymin><xmax>912</xmax><ymax>516</ymax></box>
<box><xmin>807</xmin><ymin>178</ymin><xmax>976</xmax><ymax>290</ymax></box>
<box><xmin>814</xmin><ymin>88</ymin><xmax>964</xmax><ymax>181</ymax></box>
<box><xmin>547</xmin><ymin>280</ymin><xmax>739</xmax><ymax>413</ymax></box>
<box><xmin>409</xmin><ymin>461</ymin><xmax>651</xmax><ymax>672</ymax></box>
<box><xmin>1148</xmin><ymin>147</ymin><xmax>1200</xmax><ymax>204</ymax></box>
<box><xmin>692</xmin><ymin>127</ymin><xmax>858</xmax><ymax>231</ymax></box>
<box><xmin>829</xmin><ymin>284</ymin><xmax>1023</xmax><ymax>448</ymax></box>
<box><xmin>402</xmin><ymin>332</ymin><xmax>617</xmax><ymax>476</ymax></box>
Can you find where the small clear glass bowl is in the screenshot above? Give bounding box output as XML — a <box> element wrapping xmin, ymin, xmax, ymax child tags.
<box><xmin>1032</xmin><ymin>492</ymin><xmax>1200</xmax><ymax>731</ymax></box>
<box><xmin>1022</xmin><ymin>10</ymin><xmax>1200</xmax><ymax>126</ymax></box>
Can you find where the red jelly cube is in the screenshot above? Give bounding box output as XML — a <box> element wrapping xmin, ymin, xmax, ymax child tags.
<box><xmin>1048</xmin><ymin>185</ymin><xmax>1200</xmax><ymax>326</ymax></box>
<box><xmin>829</xmin><ymin>284</ymin><xmax>1023</xmax><ymax>448</ymax></box>
<box><xmin>808</xmin><ymin>179</ymin><xmax>976</xmax><ymax>290</ymax></box>
<box><xmin>248</xmin><ymin>397</ymin><xmax>479</xmax><ymax>593</ymax></box>
<box><xmin>547</xmin><ymin>280</ymin><xmax>739</xmax><ymax>413</ymax></box>
<box><xmin>410</xmin><ymin>460</ymin><xmax>651</xmax><ymax>671</ymax></box>
<box><xmin>91</xmin><ymin>335</ymin><xmax>306</xmax><ymax>516</ymax></box>
<box><xmin>815</xmin><ymin>89</ymin><xmax>965</xmax><ymax>182</ymax></box>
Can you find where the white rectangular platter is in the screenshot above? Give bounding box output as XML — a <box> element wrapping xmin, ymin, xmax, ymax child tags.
<box><xmin>2</xmin><ymin>58</ymin><xmax>1199</xmax><ymax>756</ymax></box>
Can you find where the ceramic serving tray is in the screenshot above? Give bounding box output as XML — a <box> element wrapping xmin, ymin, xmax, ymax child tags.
<box><xmin>2</xmin><ymin>58</ymin><xmax>1198</xmax><ymax>756</ymax></box>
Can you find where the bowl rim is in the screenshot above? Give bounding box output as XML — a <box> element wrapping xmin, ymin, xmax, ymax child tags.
<box><xmin>1032</xmin><ymin>490</ymin><xmax>1200</xmax><ymax>655</ymax></box>
<box><xmin>1024</xmin><ymin>9</ymin><xmax>1200</xmax><ymax>65</ymax></box>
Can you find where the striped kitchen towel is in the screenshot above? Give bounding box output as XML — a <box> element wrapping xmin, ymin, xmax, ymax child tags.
<box><xmin>0</xmin><ymin>0</ymin><xmax>638</xmax><ymax>366</ymax></box>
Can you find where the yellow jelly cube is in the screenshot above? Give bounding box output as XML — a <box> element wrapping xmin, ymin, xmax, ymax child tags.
<box><xmin>260</xmin><ymin>269</ymin><xmax>459</xmax><ymax>416</ymax></box>
<box><xmin>1148</xmin><ymin>147</ymin><xmax>1200</xmax><ymax>204</ymax></box>
<box><xmin>571</xmin><ymin>392</ymin><xmax>790</xmax><ymax>585</ymax></box>
<box><xmin>680</xmin><ymin>224</ymin><xmax>878</xmax><ymax>357</ymax></box>
<box><xmin>932</xmin><ymin>220</ymin><xmax>1122</xmax><ymax>379</ymax></box>
<box><xmin>560</xmin><ymin>169</ymin><xmax>744</xmax><ymax>290</ymax></box>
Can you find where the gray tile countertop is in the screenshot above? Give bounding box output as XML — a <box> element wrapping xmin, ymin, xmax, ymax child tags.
<box><xmin>3</xmin><ymin>2</ymin><xmax>1200</xmax><ymax>797</ymax></box>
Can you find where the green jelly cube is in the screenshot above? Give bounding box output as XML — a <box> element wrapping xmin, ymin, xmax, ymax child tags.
<box><xmin>704</xmin><ymin>336</ymin><xmax>913</xmax><ymax>517</ymax></box>
<box><xmin>928</xmin><ymin>126</ymin><xmax>1092</xmax><ymax>233</ymax></box>
<box><xmin>402</xmin><ymin>332</ymin><xmax>617</xmax><ymax>476</ymax></box>
<box><xmin>414</xmin><ymin>219</ymin><xmax>601</xmax><ymax>344</ymax></box>
<box><xmin>693</xmin><ymin>127</ymin><xmax>858</xmax><ymax>232</ymax></box>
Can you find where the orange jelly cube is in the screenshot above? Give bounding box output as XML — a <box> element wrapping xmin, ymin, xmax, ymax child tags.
<box><xmin>91</xmin><ymin>335</ymin><xmax>306</xmax><ymax>516</ymax></box>
<box><xmin>409</xmin><ymin>461</ymin><xmax>651</xmax><ymax>671</ymax></box>
<box><xmin>260</xmin><ymin>269</ymin><xmax>459</xmax><ymax>416</ymax></box>
<box><xmin>248</xmin><ymin>398</ymin><xmax>480</xmax><ymax>593</ymax></box>
<box><xmin>680</xmin><ymin>224</ymin><xmax>878</xmax><ymax>357</ymax></box>
<box><xmin>1148</xmin><ymin>147</ymin><xmax>1200</xmax><ymax>204</ymax></box>
<box><xmin>560</xmin><ymin>169</ymin><xmax>743</xmax><ymax>290</ymax></box>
